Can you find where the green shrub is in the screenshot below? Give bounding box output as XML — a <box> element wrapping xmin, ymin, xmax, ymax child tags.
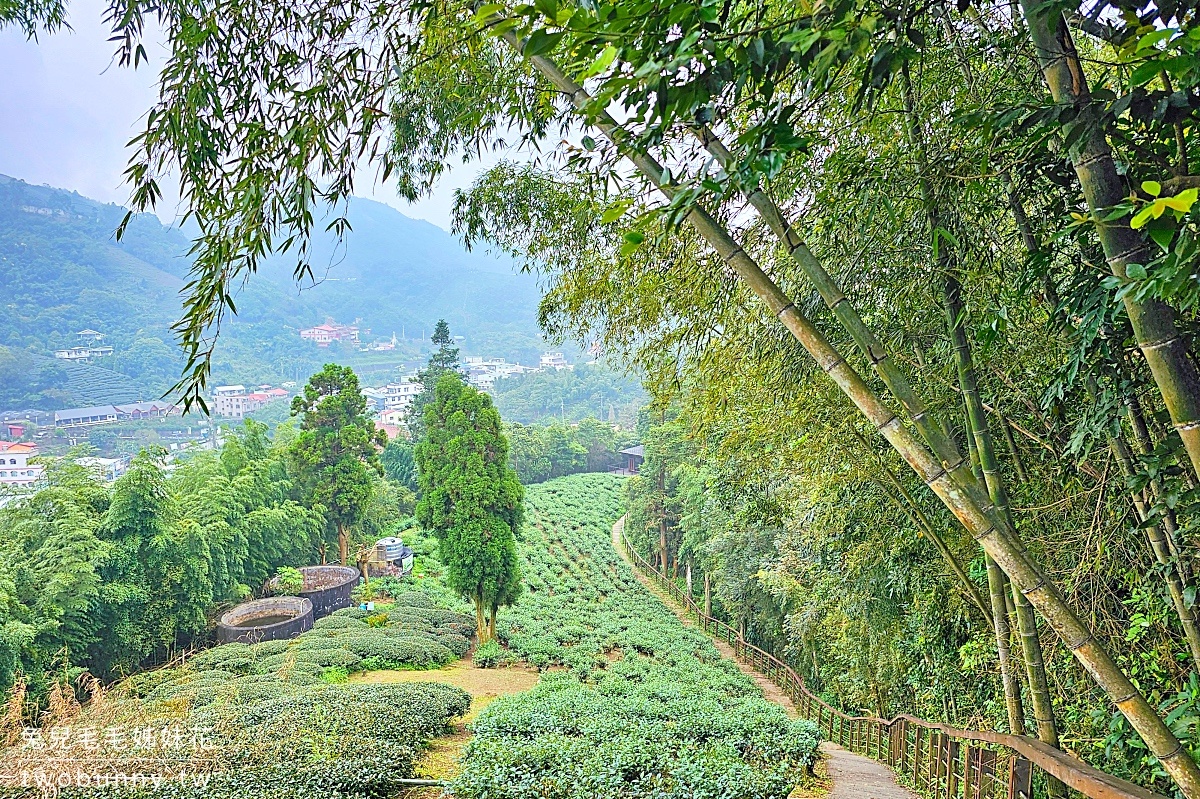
<box><xmin>474</xmin><ymin>640</ymin><xmax>505</xmax><ymax>669</ymax></box>
<box><xmin>313</xmin><ymin>614</ymin><xmax>367</xmax><ymax>630</ymax></box>
<box><xmin>273</xmin><ymin>565</ymin><xmax>305</xmax><ymax>595</ymax></box>
<box><xmin>320</xmin><ymin>666</ymin><xmax>350</xmax><ymax>683</ymax></box>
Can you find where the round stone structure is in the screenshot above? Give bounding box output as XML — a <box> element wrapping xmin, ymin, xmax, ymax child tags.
<box><xmin>216</xmin><ymin>596</ymin><xmax>313</xmax><ymax>644</ymax></box>
<box><xmin>297</xmin><ymin>565</ymin><xmax>360</xmax><ymax>620</ymax></box>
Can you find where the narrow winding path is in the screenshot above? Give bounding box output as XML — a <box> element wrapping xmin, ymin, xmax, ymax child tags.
<box><xmin>612</xmin><ymin>517</ymin><xmax>917</xmax><ymax>799</ymax></box>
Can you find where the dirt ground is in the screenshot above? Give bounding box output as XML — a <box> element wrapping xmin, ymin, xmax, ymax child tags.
<box><xmin>354</xmin><ymin>659</ymin><xmax>541</xmax><ymax>797</ymax></box>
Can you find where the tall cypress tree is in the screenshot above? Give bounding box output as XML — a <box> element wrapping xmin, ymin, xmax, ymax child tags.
<box><xmin>289</xmin><ymin>364</ymin><xmax>385</xmax><ymax>565</ymax></box>
<box><xmin>415</xmin><ymin>372</ymin><xmax>523</xmax><ymax>641</ymax></box>
<box><xmin>408</xmin><ymin>319</ymin><xmax>462</xmax><ymax>440</ymax></box>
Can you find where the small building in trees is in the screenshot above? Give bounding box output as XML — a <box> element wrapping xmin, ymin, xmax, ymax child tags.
<box><xmin>619</xmin><ymin>445</ymin><xmax>644</xmax><ymax>475</ymax></box>
<box><xmin>299</xmin><ymin>318</ymin><xmax>360</xmax><ymax>346</ymax></box>
<box><xmin>0</xmin><ymin>441</ymin><xmax>44</xmax><ymax>486</ymax></box>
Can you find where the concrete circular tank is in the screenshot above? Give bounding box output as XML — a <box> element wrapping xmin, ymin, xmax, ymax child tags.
<box><xmin>217</xmin><ymin>596</ymin><xmax>313</xmax><ymax>644</ymax></box>
<box><xmin>297</xmin><ymin>565</ymin><xmax>360</xmax><ymax>619</ymax></box>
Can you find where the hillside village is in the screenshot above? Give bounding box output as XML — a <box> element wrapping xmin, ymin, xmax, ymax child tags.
<box><xmin>0</xmin><ymin>316</ymin><xmax>581</xmax><ymax>492</ymax></box>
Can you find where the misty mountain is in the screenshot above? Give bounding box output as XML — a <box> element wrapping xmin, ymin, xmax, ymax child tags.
<box><xmin>0</xmin><ymin>174</ymin><xmax>548</xmax><ymax>409</ymax></box>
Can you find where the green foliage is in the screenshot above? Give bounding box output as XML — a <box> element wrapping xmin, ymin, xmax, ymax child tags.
<box><xmin>289</xmin><ymin>364</ymin><xmax>385</xmax><ymax>563</ymax></box>
<box><xmin>273</xmin><ymin>567</ymin><xmax>305</xmax><ymax>595</ymax></box>
<box><xmin>0</xmin><ymin>423</ymin><xmax>321</xmax><ymax>695</ymax></box>
<box><xmin>473</xmin><ymin>639</ymin><xmax>506</xmax><ymax>668</ymax></box>
<box><xmin>452</xmin><ymin>474</ymin><xmax>820</xmax><ymax>799</ymax></box>
<box><xmin>416</xmin><ymin>373</ymin><xmax>524</xmax><ymax>640</ymax></box>
<box><xmin>491</xmin><ymin>362</ymin><xmax>645</xmax><ymax>427</ymax></box>
<box><xmin>408</xmin><ymin>319</ymin><xmax>463</xmax><ymax>439</ymax></box>
<box><xmin>61</xmin><ymin>672</ymin><xmax>472</xmax><ymax>798</ymax></box>
<box><xmin>505</xmin><ymin>420</ymin><xmax>621</xmax><ymax>484</ymax></box>
<box><xmin>380</xmin><ymin>438</ymin><xmax>418</xmax><ymax>491</ymax></box>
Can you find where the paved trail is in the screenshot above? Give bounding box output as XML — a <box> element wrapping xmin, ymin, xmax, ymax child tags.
<box><xmin>612</xmin><ymin>517</ymin><xmax>916</xmax><ymax>799</ymax></box>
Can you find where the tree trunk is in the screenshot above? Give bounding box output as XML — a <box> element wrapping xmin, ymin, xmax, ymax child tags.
<box><xmin>1018</xmin><ymin>0</ymin><xmax>1200</xmax><ymax>486</ymax></box>
<box><xmin>703</xmin><ymin>572</ymin><xmax>712</xmax><ymax>617</ymax></box>
<box><xmin>997</xmin><ymin>412</ymin><xmax>1029</xmax><ymax>484</ymax></box>
<box><xmin>498</xmin><ymin>35</ymin><xmax>1200</xmax><ymax>796</ymax></box>
<box><xmin>659</xmin><ymin>519</ymin><xmax>669</xmax><ymax>576</ymax></box>
<box><xmin>686</xmin><ymin>561</ymin><xmax>693</xmax><ymax>597</ymax></box>
<box><xmin>943</xmin><ymin>273</ymin><xmax>1064</xmax><ymax>782</ymax></box>
<box><xmin>474</xmin><ymin>596</ymin><xmax>489</xmax><ymax>642</ymax></box>
<box><xmin>986</xmin><ymin>558</ymin><xmax>1026</xmax><ymax>733</ymax></box>
<box><xmin>337</xmin><ymin>523</ymin><xmax>349</xmax><ymax>566</ymax></box>
<box><xmin>900</xmin><ymin>60</ymin><xmax>1053</xmax><ymax>749</ymax></box>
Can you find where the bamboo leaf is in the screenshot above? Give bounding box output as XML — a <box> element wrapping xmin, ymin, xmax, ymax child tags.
<box><xmin>473</xmin><ymin>3</ymin><xmax>506</xmax><ymax>24</ymax></box>
<box><xmin>583</xmin><ymin>45</ymin><xmax>618</xmax><ymax>78</ymax></box>
<box><xmin>523</xmin><ymin>29</ymin><xmax>564</xmax><ymax>57</ymax></box>
<box><xmin>1131</xmin><ymin>205</ymin><xmax>1157</xmax><ymax>229</ymax></box>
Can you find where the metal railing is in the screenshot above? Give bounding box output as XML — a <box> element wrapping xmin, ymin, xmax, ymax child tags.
<box><xmin>616</xmin><ymin>521</ymin><xmax>1168</xmax><ymax>799</ymax></box>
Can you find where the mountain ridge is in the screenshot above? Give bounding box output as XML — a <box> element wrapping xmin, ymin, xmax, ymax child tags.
<box><xmin>0</xmin><ymin>174</ymin><xmax>548</xmax><ymax>410</ymax></box>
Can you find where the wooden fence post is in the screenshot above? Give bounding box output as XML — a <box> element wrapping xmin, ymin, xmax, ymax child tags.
<box><xmin>947</xmin><ymin>740</ymin><xmax>960</xmax><ymax>799</ymax></box>
<box><xmin>963</xmin><ymin>744</ymin><xmax>975</xmax><ymax>799</ymax></box>
<box><xmin>913</xmin><ymin>726</ymin><xmax>924</xmax><ymax>786</ymax></box>
<box><xmin>1008</xmin><ymin>756</ymin><xmax>1032</xmax><ymax>799</ymax></box>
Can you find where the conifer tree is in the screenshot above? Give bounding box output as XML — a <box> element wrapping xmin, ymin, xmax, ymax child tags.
<box><xmin>409</xmin><ymin>319</ymin><xmax>462</xmax><ymax>440</ymax></box>
<box><xmin>289</xmin><ymin>364</ymin><xmax>384</xmax><ymax>565</ymax></box>
<box><xmin>415</xmin><ymin>373</ymin><xmax>523</xmax><ymax>641</ymax></box>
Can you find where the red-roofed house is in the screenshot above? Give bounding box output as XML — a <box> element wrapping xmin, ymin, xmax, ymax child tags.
<box><xmin>300</xmin><ymin>319</ymin><xmax>360</xmax><ymax>346</ymax></box>
<box><xmin>0</xmin><ymin>441</ymin><xmax>44</xmax><ymax>487</ymax></box>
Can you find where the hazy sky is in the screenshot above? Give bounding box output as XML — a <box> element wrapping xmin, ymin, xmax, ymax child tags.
<box><xmin>0</xmin><ymin>0</ymin><xmax>488</xmax><ymax>230</ymax></box>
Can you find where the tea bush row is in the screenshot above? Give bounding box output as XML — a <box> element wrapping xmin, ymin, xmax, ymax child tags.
<box><xmin>183</xmin><ymin>599</ymin><xmax>474</xmax><ymax>678</ymax></box>
<box><xmin>45</xmin><ymin>679</ymin><xmax>471</xmax><ymax>799</ymax></box>
<box><xmin>453</xmin><ymin>473</ymin><xmax>820</xmax><ymax>799</ymax></box>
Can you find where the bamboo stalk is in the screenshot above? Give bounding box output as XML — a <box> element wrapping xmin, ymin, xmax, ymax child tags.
<box><xmin>1107</xmin><ymin>415</ymin><xmax>1200</xmax><ymax>666</ymax></box>
<box><xmin>1018</xmin><ymin>0</ymin><xmax>1200</xmax><ymax>486</ymax></box>
<box><xmin>985</xmin><ymin>555</ymin><xmax>1026</xmax><ymax>734</ymax></box>
<box><xmin>996</xmin><ymin>412</ymin><xmax>1029</xmax><ymax>484</ymax></box>
<box><xmin>490</xmin><ymin>27</ymin><xmax>1200</xmax><ymax>798</ymax></box>
<box><xmin>943</xmin><ymin>273</ymin><xmax>1063</xmax><ymax>778</ymax></box>
<box><xmin>902</xmin><ymin>60</ymin><xmax>1059</xmax><ymax>756</ymax></box>
<box><xmin>848</xmin><ymin>428</ymin><xmax>995</xmax><ymax>626</ymax></box>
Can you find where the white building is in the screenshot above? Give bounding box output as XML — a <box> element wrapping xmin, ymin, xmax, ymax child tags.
<box><xmin>539</xmin><ymin>352</ymin><xmax>570</xmax><ymax>370</ymax></box>
<box><xmin>0</xmin><ymin>442</ymin><xmax>45</xmax><ymax>487</ymax></box>
<box><xmin>76</xmin><ymin>456</ymin><xmax>129</xmax><ymax>483</ymax></box>
<box><xmin>54</xmin><ymin>345</ymin><xmax>114</xmax><ymax>362</ymax></box>
<box><xmin>377</xmin><ymin>409</ymin><xmax>408</xmax><ymax>427</ymax></box>
<box><xmin>465</xmin><ymin>357</ymin><xmax>537</xmax><ymax>393</ymax></box>
<box><xmin>372</xmin><ymin>378</ymin><xmax>423</xmax><ymax>412</ymax></box>
<box><xmin>212</xmin><ymin>385</ymin><xmax>249</xmax><ymax>418</ymax></box>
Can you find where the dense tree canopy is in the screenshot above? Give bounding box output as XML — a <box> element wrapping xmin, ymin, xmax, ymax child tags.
<box><xmin>0</xmin><ymin>426</ymin><xmax>322</xmax><ymax>696</ymax></box>
<box><xmin>289</xmin><ymin>363</ymin><xmax>386</xmax><ymax>564</ymax></box>
<box><xmin>415</xmin><ymin>373</ymin><xmax>523</xmax><ymax>640</ymax></box>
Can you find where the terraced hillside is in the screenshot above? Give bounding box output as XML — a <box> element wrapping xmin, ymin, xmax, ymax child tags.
<box><xmin>453</xmin><ymin>473</ymin><xmax>820</xmax><ymax>799</ymax></box>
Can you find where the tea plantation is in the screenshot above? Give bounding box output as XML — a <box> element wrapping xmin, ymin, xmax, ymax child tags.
<box><xmin>2</xmin><ymin>583</ymin><xmax>476</xmax><ymax>799</ymax></box>
<box><xmin>453</xmin><ymin>473</ymin><xmax>820</xmax><ymax>799</ymax></box>
<box><xmin>3</xmin><ymin>473</ymin><xmax>816</xmax><ymax>799</ymax></box>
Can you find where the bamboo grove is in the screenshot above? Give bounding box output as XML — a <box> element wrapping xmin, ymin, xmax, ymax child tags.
<box><xmin>5</xmin><ymin>0</ymin><xmax>1198</xmax><ymax>793</ymax></box>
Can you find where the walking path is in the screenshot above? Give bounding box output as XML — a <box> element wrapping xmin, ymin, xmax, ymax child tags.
<box><xmin>612</xmin><ymin>517</ymin><xmax>917</xmax><ymax>799</ymax></box>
